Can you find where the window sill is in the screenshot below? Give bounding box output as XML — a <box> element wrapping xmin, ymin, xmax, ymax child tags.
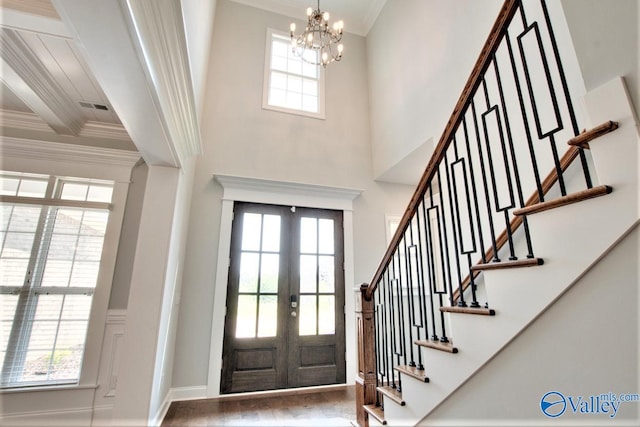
<box><xmin>0</xmin><ymin>383</ymin><xmax>98</xmax><ymax>394</ymax></box>
<box><xmin>262</xmin><ymin>103</ymin><xmax>326</xmax><ymax>120</ymax></box>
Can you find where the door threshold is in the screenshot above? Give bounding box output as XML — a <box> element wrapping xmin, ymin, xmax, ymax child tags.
<box><xmin>214</xmin><ymin>383</ymin><xmax>352</xmax><ymax>402</ymax></box>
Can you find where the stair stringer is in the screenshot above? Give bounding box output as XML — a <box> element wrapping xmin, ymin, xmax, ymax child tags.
<box><xmin>380</xmin><ymin>77</ymin><xmax>639</xmax><ymax>427</ymax></box>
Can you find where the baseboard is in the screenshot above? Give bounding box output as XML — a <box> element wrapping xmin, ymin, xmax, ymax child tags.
<box><xmin>0</xmin><ymin>406</ymin><xmax>94</xmax><ymax>426</ymax></box>
<box><xmin>169</xmin><ymin>385</ymin><xmax>208</xmax><ymax>402</ymax></box>
<box><xmin>149</xmin><ymin>392</ymin><xmax>173</xmax><ymax>427</ymax></box>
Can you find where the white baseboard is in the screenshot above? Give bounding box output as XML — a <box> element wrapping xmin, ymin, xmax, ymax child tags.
<box><xmin>169</xmin><ymin>385</ymin><xmax>208</xmax><ymax>402</ymax></box>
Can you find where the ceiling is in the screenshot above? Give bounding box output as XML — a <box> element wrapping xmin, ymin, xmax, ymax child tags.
<box><xmin>0</xmin><ymin>0</ymin><xmax>135</xmax><ymax>151</ymax></box>
<box><xmin>229</xmin><ymin>0</ymin><xmax>387</xmax><ymax>36</ymax></box>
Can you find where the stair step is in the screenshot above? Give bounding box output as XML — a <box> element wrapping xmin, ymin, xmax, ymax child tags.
<box><xmin>471</xmin><ymin>258</ymin><xmax>543</xmax><ymax>271</ymax></box>
<box><xmin>363</xmin><ymin>404</ymin><xmax>386</xmax><ymax>425</ymax></box>
<box><xmin>415</xmin><ymin>339</ymin><xmax>458</xmax><ymax>353</ymax></box>
<box><xmin>377</xmin><ymin>385</ymin><xmax>405</xmax><ymax>406</ymax></box>
<box><xmin>394</xmin><ymin>365</ymin><xmax>430</xmax><ymax>383</ymax></box>
<box><xmin>567</xmin><ymin>120</ymin><xmax>619</xmax><ymax>149</ymax></box>
<box><xmin>440</xmin><ymin>306</ymin><xmax>496</xmax><ymax>315</ymax></box>
<box><xmin>513</xmin><ymin>185</ymin><xmax>612</xmax><ymax>216</ymax></box>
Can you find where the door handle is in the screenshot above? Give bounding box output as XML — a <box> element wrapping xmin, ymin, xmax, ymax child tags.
<box><xmin>290</xmin><ymin>295</ymin><xmax>297</xmax><ymax>308</ymax></box>
<box><xmin>291</xmin><ymin>311</ymin><xmax>297</xmax><ymax>317</ymax></box>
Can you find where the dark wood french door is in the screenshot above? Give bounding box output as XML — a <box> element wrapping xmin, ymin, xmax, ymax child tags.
<box><xmin>221</xmin><ymin>202</ymin><xmax>345</xmax><ymax>394</ymax></box>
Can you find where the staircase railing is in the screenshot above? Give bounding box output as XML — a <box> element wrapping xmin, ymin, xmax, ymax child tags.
<box><xmin>355</xmin><ymin>1</ymin><xmax>595</xmax><ymax>425</ymax></box>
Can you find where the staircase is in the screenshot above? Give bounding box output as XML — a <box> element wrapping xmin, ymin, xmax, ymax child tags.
<box><xmin>354</xmin><ymin>1</ymin><xmax>639</xmax><ymax>426</ymax></box>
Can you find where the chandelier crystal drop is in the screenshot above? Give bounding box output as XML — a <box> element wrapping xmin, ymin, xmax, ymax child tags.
<box><xmin>289</xmin><ymin>0</ymin><xmax>344</xmax><ymax>67</ymax></box>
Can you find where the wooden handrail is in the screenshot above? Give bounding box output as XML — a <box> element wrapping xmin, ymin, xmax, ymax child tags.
<box><xmin>365</xmin><ymin>0</ymin><xmax>520</xmax><ymax>301</ymax></box>
<box><xmin>452</xmin><ymin>145</ymin><xmax>580</xmax><ymax>303</ymax></box>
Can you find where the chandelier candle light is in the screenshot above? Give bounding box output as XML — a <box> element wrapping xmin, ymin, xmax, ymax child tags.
<box><xmin>290</xmin><ymin>0</ymin><xmax>344</xmax><ymax>67</ymax></box>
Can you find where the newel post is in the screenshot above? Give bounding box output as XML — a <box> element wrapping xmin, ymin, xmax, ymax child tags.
<box><xmin>355</xmin><ymin>283</ymin><xmax>376</xmax><ymax>427</ymax></box>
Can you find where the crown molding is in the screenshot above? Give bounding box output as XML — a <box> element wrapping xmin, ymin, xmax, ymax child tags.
<box><xmin>126</xmin><ymin>0</ymin><xmax>202</xmax><ymax>160</ymax></box>
<box><xmin>362</xmin><ymin>0</ymin><xmax>387</xmax><ymax>36</ymax></box>
<box><xmin>0</xmin><ymin>136</ymin><xmax>140</xmax><ymax>169</ymax></box>
<box><xmin>1</xmin><ymin>0</ymin><xmax>61</xmax><ymax>20</ymax></box>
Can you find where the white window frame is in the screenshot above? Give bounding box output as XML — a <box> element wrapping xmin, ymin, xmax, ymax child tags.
<box><xmin>262</xmin><ymin>28</ymin><xmax>326</xmax><ymax>120</ymax></box>
<box><xmin>0</xmin><ymin>137</ymin><xmax>138</xmax><ymax>396</ymax></box>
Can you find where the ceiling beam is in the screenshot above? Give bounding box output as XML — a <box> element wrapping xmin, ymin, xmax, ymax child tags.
<box><xmin>0</xmin><ymin>28</ymin><xmax>85</xmax><ymax>135</ymax></box>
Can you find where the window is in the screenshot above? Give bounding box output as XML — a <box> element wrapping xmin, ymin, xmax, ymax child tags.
<box><xmin>262</xmin><ymin>28</ymin><xmax>325</xmax><ymax>119</ymax></box>
<box><xmin>0</xmin><ymin>172</ymin><xmax>113</xmax><ymax>388</ymax></box>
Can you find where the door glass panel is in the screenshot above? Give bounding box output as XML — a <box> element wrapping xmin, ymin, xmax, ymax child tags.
<box><xmin>299</xmin><ymin>255</ymin><xmax>316</xmax><ymax>293</ymax></box>
<box><xmin>238</xmin><ymin>253</ymin><xmax>259</xmax><ymax>293</ymax></box>
<box><xmin>318</xmin><ymin>219</ymin><xmax>334</xmax><ymax>254</ymax></box>
<box><xmin>318</xmin><ymin>295</ymin><xmax>335</xmax><ymax>334</ymax></box>
<box><xmin>299</xmin><ymin>295</ymin><xmax>317</xmax><ymax>336</ymax></box>
<box><xmin>241</xmin><ymin>213</ymin><xmax>262</xmax><ymax>251</ymax></box>
<box><xmin>257</xmin><ymin>295</ymin><xmax>277</xmax><ymax>337</ymax></box>
<box><xmin>260</xmin><ymin>254</ymin><xmax>279</xmax><ymax>293</ymax></box>
<box><xmin>261</xmin><ymin>215</ymin><xmax>281</xmax><ymax>252</ymax></box>
<box><xmin>300</xmin><ymin>217</ymin><xmax>317</xmax><ymax>253</ymax></box>
<box><xmin>318</xmin><ymin>255</ymin><xmax>334</xmax><ymax>293</ymax></box>
<box><xmin>236</xmin><ymin>295</ymin><xmax>257</xmax><ymax>338</ymax></box>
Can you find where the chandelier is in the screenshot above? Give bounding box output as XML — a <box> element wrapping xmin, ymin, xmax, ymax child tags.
<box><xmin>289</xmin><ymin>0</ymin><xmax>344</xmax><ymax>67</ymax></box>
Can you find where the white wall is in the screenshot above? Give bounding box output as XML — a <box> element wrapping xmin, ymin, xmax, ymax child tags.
<box><xmin>424</xmin><ymin>225</ymin><xmax>639</xmax><ymax>425</ymax></box>
<box><xmin>170</xmin><ymin>0</ymin><xmax>414</xmax><ymax>391</ymax></box>
<box><xmin>366</xmin><ymin>0</ymin><xmax>502</xmax><ymax>180</ymax></box>
<box><xmin>561</xmin><ymin>0</ymin><xmax>639</xmax><ymax>116</ymax></box>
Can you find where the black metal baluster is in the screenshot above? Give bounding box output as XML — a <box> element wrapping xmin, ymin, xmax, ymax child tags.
<box><xmin>424</xmin><ymin>188</ymin><xmax>440</xmax><ymax>341</ymax></box>
<box><xmin>471</xmin><ymin>98</ymin><xmax>500</xmax><ymax>263</ymax></box>
<box><xmin>413</xmin><ymin>207</ymin><xmax>428</xmax><ymax>370</ymax></box>
<box><xmin>538</xmin><ymin>0</ymin><xmax>592</xmax><ymax>188</ymax></box>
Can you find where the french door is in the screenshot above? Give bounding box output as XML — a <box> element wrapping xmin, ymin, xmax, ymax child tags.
<box><xmin>221</xmin><ymin>202</ymin><xmax>345</xmax><ymax>394</ymax></box>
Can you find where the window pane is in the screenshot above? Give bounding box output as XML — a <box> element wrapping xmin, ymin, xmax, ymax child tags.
<box><xmin>0</xmin><ymin>259</ymin><xmax>29</xmax><ymax>286</ymax></box>
<box><xmin>236</xmin><ymin>295</ymin><xmax>257</xmax><ymax>338</ymax></box>
<box><xmin>54</xmin><ymin>209</ymin><xmax>82</xmax><ymax>235</ymax></box>
<box><xmin>1</xmin><ymin>294</ymin><xmax>18</xmax><ymax>365</ymax></box>
<box><xmin>318</xmin><ymin>295</ymin><xmax>335</xmax><ymax>334</ymax></box>
<box><xmin>272</xmin><ymin>56</ymin><xmax>287</xmax><ymax>72</ymax></box>
<box><xmin>288</xmin><ymin>76</ymin><xmax>302</xmax><ymax>94</ymax></box>
<box><xmin>300</xmin><ymin>217</ymin><xmax>317</xmax><ymax>253</ymax></box>
<box><xmin>241</xmin><ymin>213</ymin><xmax>261</xmax><ymax>251</ymax></box>
<box><xmin>75</xmin><ymin>236</ymin><xmax>104</xmax><ymax>261</ymax></box>
<box><xmin>69</xmin><ymin>261</ymin><xmax>100</xmax><ymax>288</ymax></box>
<box><xmin>27</xmin><ymin>320</ymin><xmax>58</xmax><ymax>351</ymax></box>
<box><xmin>34</xmin><ymin>295</ymin><xmax>63</xmax><ymax>320</ymax></box>
<box><xmin>81</xmin><ymin>211</ymin><xmax>108</xmax><ymax>236</ymax></box>
<box><xmin>1</xmin><ymin>205</ymin><xmax>12</xmax><ymax>230</ymax></box>
<box><xmin>7</xmin><ymin>206</ymin><xmax>41</xmax><ymax>232</ymax></box>
<box><xmin>302</xmin><ymin>95</ymin><xmax>318</xmax><ymax>113</ymax></box>
<box><xmin>3</xmin><ymin>232</ymin><xmax>35</xmax><ymax>258</ymax></box>
<box><xmin>41</xmin><ymin>260</ymin><xmax>72</xmax><ymax>287</ymax></box>
<box><xmin>61</xmin><ymin>295</ymin><xmax>92</xmax><ymax>320</ymax></box>
<box><xmin>287</xmin><ymin>58</ymin><xmax>302</xmax><ymax>75</ymax></box>
<box><xmin>318</xmin><ymin>255</ymin><xmax>335</xmax><ymax>293</ymax></box>
<box><xmin>60</xmin><ymin>183</ymin><xmax>88</xmax><ymax>201</ymax></box>
<box><xmin>1</xmin><ymin>179</ymin><xmax>19</xmax><ymax>196</ymax></box>
<box><xmin>286</xmin><ymin>91</ymin><xmax>302</xmax><ymax>110</ymax></box>
<box><xmin>87</xmin><ymin>185</ymin><xmax>112</xmax><ymax>203</ymax></box>
<box><xmin>269</xmin><ymin>87</ymin><xmax>287</xmax><ymax>107</ymax></box>
<box><xmin>318</xmin><ymin>219</ymin><xmax>334</xmax><ymax>254</ymax></box>
<box><xmin>238</xmin><ymin>252</ymin><xmax>259</xmax><ymax>293</ymax></box>
<box><xmin>17</xmin><ymin>180</ymin><xmax>48</xmax><ymax>198</ymax></box>
<box><xmin>302</xmin><ymin>79</ymin><xmax>317</xmax><ymax>95</ymax></box>
<box><xmin>299</xmin><ymin>255</ymin><xmax>317</xmax><ymax>293</ymax></box>
<box><xmin>302</xmin><ymin>62</ymin><xmax>317</xmax><ymax>78</ymax></box>
<box><xmin>271</xmin><ymin>72</ymin><xmax>287</xmax><ymax>90</ymax></box>
<box><xmin>272</xmin><ymin>40</ymin><xmax>288</xmax><ymax>58</ymax></box>
<box><xmin>47</xmin><ymin>234</ymin><xmax>77</xmax><ymax>260</ymax></box>
<box><xmin>261</xmin><ymin>215</ymin><xmax>280</xmax><ymax>252</ymax></box>
<box><xmin>260</xmin><ymin>254</ymin><xmax>279</xmax><ymax>293</ymax></box>
<box><xmin>299</xmin><ymin>295</ymin><xmax>317</xmax><ymax>336</ymax></box>
<box><xmin>257</xmin><ymin>295</ymin><xmax>277</xmax><ymax>337</ymax></box>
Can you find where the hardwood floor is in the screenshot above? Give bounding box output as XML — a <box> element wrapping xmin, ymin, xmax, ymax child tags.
<box><xmin>162</xmin><ymin>386</ymin><xmax>356</xmax><ymax>426</ymax></box>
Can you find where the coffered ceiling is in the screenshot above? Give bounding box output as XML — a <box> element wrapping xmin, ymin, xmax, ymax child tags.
<box><xmin>1</xmin><ymin>0</ymin><xmax>134</xmax><ymax>151</ymax></box>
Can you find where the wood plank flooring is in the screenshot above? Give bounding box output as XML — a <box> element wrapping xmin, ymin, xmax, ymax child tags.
<box><xmin>162</xmin><ymin>386</ymin><xmax>356</xmax><ymax>426</ymax></box>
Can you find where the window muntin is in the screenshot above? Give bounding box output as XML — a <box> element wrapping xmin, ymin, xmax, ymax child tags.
<box><xmin>263</xmin><ymin>29</ymin><xmax>325</xmax><ymax>119</ymax></box>
<box><xmin>0</xmin><ymin>172</ymin><xmax>112</xmax><ymax>388</ymax></box>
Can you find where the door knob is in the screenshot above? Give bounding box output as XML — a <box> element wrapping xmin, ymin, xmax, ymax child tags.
<box><xmin>291</xmin><ymin>311</ymin><xmax>297</xmax><ymax>317</ymax></box>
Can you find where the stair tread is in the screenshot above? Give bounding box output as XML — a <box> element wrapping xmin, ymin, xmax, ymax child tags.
<box><xmin>415</xmin><ymin>339</ymin><xmax>459</xmax><ymax>353</ymax></box>
<box><xmin>514</xmin><ymin>185</ymin><xmax>612</xmax><ymax>216</ymax></box>
<box><xmin>363</xmin><ymin>404</ymin><xmax>386</xmax><ymax>425</ymax></box>
<box><xmin>394</xmin><ymin>365</ymin><xmax>430</xmax><ymax>383</ymax></box>
<box><xmin>377</xmin><ymin>385</ymin><xmax>405</xmax><ymax>406</ymax></box>
<box><xmin>567</xmin><ymin>120</ymin><xmax>619</xmax><ymax>149</ymax></box>
<box><xmin>471</xmin><ymin>258</ymin><xmax>543</xmax><ymax>271</ymax></box>
<box><xmin>440</xmin><ymin>305</ymin><xmax>496</xmax><ymax>315</ymax></box>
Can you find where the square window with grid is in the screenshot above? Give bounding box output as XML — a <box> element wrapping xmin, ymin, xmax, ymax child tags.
<box><xmin>263</xmin><ymin>29</ymin><xmax>325</xmax><ymax>118</ymax></box>
<box><xmin>0</xmin><ymin>172</ymin><xmax>113</xmax><ymax>388</ymax></box>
